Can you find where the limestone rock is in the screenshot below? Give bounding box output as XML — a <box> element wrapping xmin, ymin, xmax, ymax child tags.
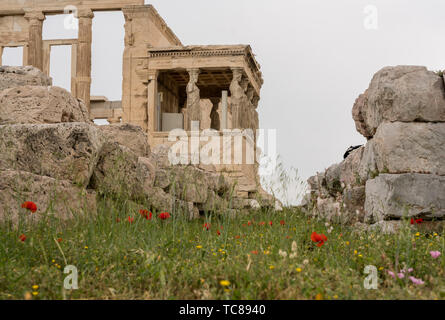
<box><xmin>0</xmin><ymin>86</ymin><xmax>90</xmax><ymax>125</ymax></box>
<box><xmin>354</xmin><ymin>66</ymin><xmax>445</xmax><ymax>138</ymax></box>
<box><xmin>371</xmin><ymin>122</ymin><xmax>445</xmax><ymax>176</ymax></box>
<box><xmin>342</xmin><ymin>186</ymin><xmax>365</xmax><ymax>222</ymax></box>
<box><xmin>0</xmin><ymin>123</ymin><xmax>104</xmax><ymax>186</ymax></box>
<box><xmin>0</xmin><ymin>66</ymin><xmax>52</xmax><ymax>92</ymax></box>
<box><xmin>365</xmin><ymin>174</ymin><xmax>445</xmax><ymax>222</ymax></box>
<box><xmin>352</xmin><ymin>90</ymin><xmax>372</xmax><ymax>139</ymax></box>
<box><xmin>91</xmin><ymin>143</ymin><xmax>155</xmax><ymax>200</ymax></box>
<box><xmin>98</xmin><ymin>123</ymin><xmax>150</xmax><ymax>157</ymax></box>
<box><xmin>0</xmin><ymin>169</ymin><xmax>96</xmax><ymax>224</ymax></box>
<box><xmin>354</xmin><ymin>221</ymin><xmax>401</xmax><ymax>235</ymax></box>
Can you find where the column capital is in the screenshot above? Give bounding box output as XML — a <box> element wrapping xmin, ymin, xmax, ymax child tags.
<box><xmin>24</xmin><ymin>10</ymin><xmax>45</xmax><ymax>22</ymax></box>
<box><xmin>75</xmin><ymin>8</ymin><xmax>94</xmax><ymax>19</ymax></box>
<box><xmin>187</xmin><ymin>68</ymin><xmax>200</xmax><ymax>75</ymax></box>
<box><xmin>148</xmin><ymin>69</ymin><xmax>159</xmax><ymax>81</ymax></box>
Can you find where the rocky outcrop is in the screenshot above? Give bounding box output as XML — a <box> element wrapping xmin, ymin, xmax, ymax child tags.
<box><xmin>365</xmin><ymin>174</ymin><xmax>445</xmax><ymax>222</ymax></box>
<box><xmin>0</xmin><ymin>66</ymin><xmax>52</xmax><ymax>92</ymax></box>
<box><xmin>0</xmin><ymin>169</ymin><xmax>97</xmax><ymax>224</ymax></box>
<box><xmin>0</xmin><ymin>123</ymin><xmax>104</xmax><ymax>186</ymax></box>
<box><xmin>306</xmin><ymin>66</ymin><xmax>445</xmax><ymax>232</ymax></box>
<box><xmin>352</xmin><ymin>66</ymin><xmax>445</xmax><ymax>139</ymax></box>
<box><xmin>0</xmin><ymin>86</ymin><xmax>90</xmax><ymax>125</ymax></box>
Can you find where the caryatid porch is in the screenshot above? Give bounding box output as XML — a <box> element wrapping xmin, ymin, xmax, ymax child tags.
<box><xmin>143</xmin><ymin>45</ymin><xmax>263</xmax><ymax>146</ymax></box>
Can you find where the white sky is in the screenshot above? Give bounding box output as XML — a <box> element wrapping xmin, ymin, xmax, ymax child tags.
<box><xmin>2</xmin><ymin>0</ymin><xmax>445</xmax><ymax>203</ymax></box>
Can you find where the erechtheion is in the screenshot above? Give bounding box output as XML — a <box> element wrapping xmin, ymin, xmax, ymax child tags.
<box><xmin>0</xmin><ymin>1</ymin><xmax>268</xmax><ymax>200</ymax></box>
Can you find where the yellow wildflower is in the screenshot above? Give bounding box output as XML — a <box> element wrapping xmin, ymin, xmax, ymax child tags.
<box><xmin>220</xmin><ymin>280</ymin><xmax>230</xmax><ymax>287</ymax></box>
<box><xmin>296</xmin><ymin>267</ymin><xmax>302</xmax><ymax>273</ymax></box>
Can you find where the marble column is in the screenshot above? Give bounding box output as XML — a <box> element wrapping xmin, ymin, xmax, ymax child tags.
<box><xmin>24</xmin><ymin>10</ymin><xmax>45</xmax><ymax>71</ymax></box>
<box><xmin>75</xmin><ymin>9</ymin><xmax>94</xmax><ymax>114</ymax></box>
<box><xmin>147</xmin><ymin>70</ymin><xmax>159</xmax><ymax>132</ymax></box>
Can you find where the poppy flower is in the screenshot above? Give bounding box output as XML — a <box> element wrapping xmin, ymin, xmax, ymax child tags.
<box><xmin>57</xmin><ymin>238</ymin><xmax>63</xmax><ymax>243</ymax></box>
<box><xmin>217</xmin><ymin>230</ymin><xmax>221</xmax><ymax>236</ymax></box>
<box><xmin>410</xmin><ymin>218</ymin><xmax>423</xmax><ymax>225</ymax></box>
<box><xmin>203</xmin><ymin>223</ymin><xmax>211</xmax><ymax>230</ymax></box>
<box><xmin>159</xmin><ymin>212</ymin><xmax>171</xmax><ymax>220</ymax></box>
<box><xmin>280</xmin><ymin>220</ymin><xmax>285</xmax><ymax>226</ymax></box>
<box><xmin>269</xmin><ymin>221</ymin><xmax>273</xmax><ymax>226</ymax></box>
<box><xmin>139</xmin><ymin>209</ymin><xmax>152</xmax><ymax>220</ymax></box>
<box><xmin>251</xmin><ymin>250</ymin><xmax>258</xmax><ymax>255</ymax></box>
<box><xmin>248</xmin><ymin>221</ymin><xmax>253</xmax><ymax>226</ymax></box>
<box><xmin>311</xmin><ymin>232</ymin><xmax>327</xmax><ymax>247</ymax></box>
<box><xmin>21</xmin><ymin>201</ymin><xmax>37</xmax><ymax>213</ymax></box>
<box><xmin>19</xmin><ymin>234</ymin><xmax>27</xmax><ymax>242</ymax></box>
<box><xmin>116</xmin><ymin>218</ymin><xmax>121</xmax><ymax>223</ymax></box>
<box><xmin>127</xmin><ymin>216</ymin><xmax>134</xmax><ymax>224</ymax></box>
<box><xmin>259</xmin><ymin>222</ymin><xmax>266</xmax><ymax>226</ymax></box>
<box><xmin>235</xmin><ymin>235</ymin><xmax>240</xmax><ymax>239</ymax></box>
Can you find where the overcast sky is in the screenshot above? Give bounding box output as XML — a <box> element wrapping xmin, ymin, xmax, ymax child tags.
<box><xmin>2</xmin><ymin>0</ymin><xmax>445</xmax><ymax>203</ymax></box>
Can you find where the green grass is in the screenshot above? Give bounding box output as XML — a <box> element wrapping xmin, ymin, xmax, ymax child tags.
<box><xmin>0</xmin><ymin>198</ymin><xmax>444</xmax><ymax>300</ymax></box>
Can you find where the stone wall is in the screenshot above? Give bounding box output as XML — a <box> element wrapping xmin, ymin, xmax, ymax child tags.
<box><xmin>305</xmin><ymin>66</ymin><xmax>445</xmax><ymax>233</ymax></box>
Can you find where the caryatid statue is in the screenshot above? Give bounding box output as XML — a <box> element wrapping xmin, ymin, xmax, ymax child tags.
<box><xmin>229</xmin><ymin>68</ymin><xmax>244</xmax><ymax>129</ymax></box>
<box><xmin>246</xmin><ymin>86</ymin><xmax>256</xmax><ymax>129</ymax></box>
<box><xmin>210</xmin><ymin>98</ymin><xmax>221</xmax><ymax>130</ymax></box>
<box><xmin>186</xmin><ymin>68</ymin><xmax>201</xmax><ymax>130</ymax></box>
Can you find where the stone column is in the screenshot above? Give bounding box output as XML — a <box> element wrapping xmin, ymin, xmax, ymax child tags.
<box><xmin>229</xmin><ymin>68</ymin><xmax>244</xmax><ymax>129</ymax></box>
<box><xmin>209</xmin><ymin>97</ymin><xmax>221</xmax><ymax>130</ymax></box>
<box><xmin>24</xmin><ymin>10</ymin><xmax>45</xmax><ymax>71</ymax></box>
<box><xmin>186</xmin><ymin>68</ymin><xmax>201</xmax><ymax>131</ymax></box>
<box><xmin>147</xmin><ymin>70</ymin><xmax>159</xmax><ymax>132</ymax></box>
<box><xmin>75</xmin><ymin>9</ymin><xmax>94</xmax><ymax>114</ymax></box>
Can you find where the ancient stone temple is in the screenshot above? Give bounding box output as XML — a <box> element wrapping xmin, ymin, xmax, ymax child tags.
<box><xmin>0</xmin><ymin>1</ymin><xmax>269</xmax><ymax>203</ymax></box>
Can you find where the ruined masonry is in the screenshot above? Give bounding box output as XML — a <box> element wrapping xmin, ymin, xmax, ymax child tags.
<box><xmin>0</xmin><ymin>1</ymin><xmax>278</xmax><ymax>222</ymax></box>
<box><xmin>304</xmin><ymin>66</ymin><xmax>445</xmax><ymax>233</ymax></box>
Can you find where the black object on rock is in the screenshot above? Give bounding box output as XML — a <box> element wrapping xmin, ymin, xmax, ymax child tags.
<box><xmin>343</xmin><ymin>145</ymin><xmax>363</xmax><ymax>159</ymax></box>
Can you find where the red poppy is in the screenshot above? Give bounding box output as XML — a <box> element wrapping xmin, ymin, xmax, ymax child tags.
<box><xmin>57</xmin><ymin>238</ymin><xmax>63</xmax><ymax>243</ymax></box>
<box><xmin>280</xmin><ymin>220</ymin><xmax>285</xmax><ymax>226</ymax></box>
<box><xmin>127</xmin><ymin>216</ymin><xmax>134</xmax><ymax>224</ymax></box>
<box><xmin>311</xmin><ymin>232</ymin><xmax>328</xmax><ymax>247</ymax></box>
<box><xmin>139</xmin><ymin>209</ymin><xmax>152</xmax><ymax>220</ymax></box>
<box><xmin>259</xmin><ymin>222</ymin><xmax>266</xmax><ymax>226</ymax></box>
<box><xmin>158</xmin><ymin>212</ymin><xmax>171</xmax><ymax>220</ymax></box>
<box><xmin>204</xmin><ymin>223</ymin><xmax>211</xmax><ymax>230</ymax></box>
<box><xmin>269</xmin><ymin>221</ymin><xmax>273</xmax><ymax>226</ymax></box>
<box><xmin>116</xmin><ymin>218</ymin><xmax>121</xmax><ymax>223</ymax></box>
<box><xmin>411</xmin><ymin>218</ymin><xmax>423</xmax><ymax>225</ymax></box>
<box><xmin>242</xmin><ymin>224</ymin><xmax>247</xmax><ymax>227</ymax></box>
<box><xmin>21</xmin><ymin>201</ymin><xmax>37</xmax><ymax>213</ymax></box>
<box><xmin>251</xmin><ymin>250</ymin><xmax>258</xmax><ymax>255</ymax></box>
<box><xmin>235</xmin><ymin>235</ymin><xmax>240</xmax><ymax>239</ymax></box>
<box><xmin>217</xmin><ymin>230</ymin><xmax>221</xmax><ymax>236</ymax></box>
<box><xmin>248</xmin><ymin>221</ymin><xmax>253</xmax><ymax>226</ymax></box>
<box><xmin>286</xmin><ymin>235</ymin><xmax>291</xmax><ymax>239</ymax></box>
<box><xmin>19</xmin><ymin>234</ymin><xmax>26</xmax><ymax>242</ymax></box>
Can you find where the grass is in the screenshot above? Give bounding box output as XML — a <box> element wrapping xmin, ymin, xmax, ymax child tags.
<box><xmin>0</xmin><ymin>198</ymin><xmax>444</xmax><ymax>300</ymax></box>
